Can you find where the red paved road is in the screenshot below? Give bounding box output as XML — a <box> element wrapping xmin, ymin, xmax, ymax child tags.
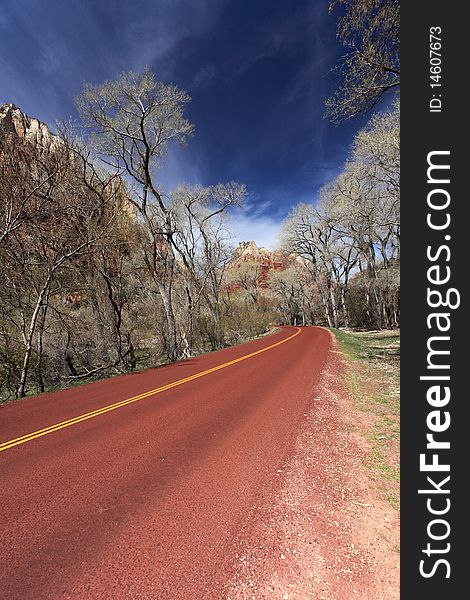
<box><xmin>0</xmin><ymin>326</ymin><xmax>331</xmax><ymax>599</ymax></box>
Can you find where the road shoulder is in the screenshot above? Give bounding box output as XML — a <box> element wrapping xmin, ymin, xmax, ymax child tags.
<box><xmin>227</xmin><ymin>330</ymin><xmax>400</xmax><ymax>600</ymax></box>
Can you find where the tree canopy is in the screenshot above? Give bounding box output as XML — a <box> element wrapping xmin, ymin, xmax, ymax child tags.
<box><xmin>326</xmin><ymin>0</ymin><xmax>400</xmax><ymax>122</ymax></box>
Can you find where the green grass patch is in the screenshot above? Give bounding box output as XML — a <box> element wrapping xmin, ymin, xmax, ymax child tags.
<box><xmin>333</xmin><ymin>328</ymin><xmax>400</xmax><ymax>511</ymax></box>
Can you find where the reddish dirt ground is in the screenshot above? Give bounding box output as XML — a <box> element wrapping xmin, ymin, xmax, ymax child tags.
<box><xmin>226</xmin><ymin>334</ymin><xmax>399</xmax><ymax>600</ymax></box>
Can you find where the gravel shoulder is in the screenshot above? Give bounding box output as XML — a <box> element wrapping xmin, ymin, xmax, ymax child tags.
<box><xmin>227</xmin><ymin>329</ymin><xmax>400</xmax><ymax>600</ymax></box>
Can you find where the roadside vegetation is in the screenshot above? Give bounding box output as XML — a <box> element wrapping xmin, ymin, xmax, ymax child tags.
<box><xmin>0</xmin><ymin>92</ymin><xmax>399</xmax><ymax>402</ymax></box>
<box><xmin>0</xmin><ymin>1</ymin><xmax>399</xmax><ymax>401</ymax></box>
<box><xmin>333</xmin><ymin>329</ymin><xmax>400</xmax><ymax>510</ymax></box>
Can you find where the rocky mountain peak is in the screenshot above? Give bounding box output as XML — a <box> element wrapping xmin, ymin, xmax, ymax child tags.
<box><xmin>232</xmin><ymin>240</ymin><xmax>271</xmax><ymax>260</ymax></box>
<box><xmin>0</xmin><ymin>103</ymin><xmax>60</xmax><ymax>151</ymax></box>
<box><xmin>227</xmin><ymin>240</ymin><xmax>301</xmax><ymax>293</ymax></box>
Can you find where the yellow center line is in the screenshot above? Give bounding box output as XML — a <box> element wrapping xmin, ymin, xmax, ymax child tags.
<box><xmin>0</xmin><ymin>327</ymin><xmax>302</xmax><ymax>453</ymax></box>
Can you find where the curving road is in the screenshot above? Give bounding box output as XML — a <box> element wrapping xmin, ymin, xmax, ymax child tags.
<box><xmin>0</xmin><ymin>326</ymin><xmax>331</xmax><ymax>599</ymax></box>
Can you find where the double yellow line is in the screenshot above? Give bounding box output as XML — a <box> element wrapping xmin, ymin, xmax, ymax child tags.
<box><xmin>0</xmin><ymin>327</ymin><xmax>302</xmax><ymax>453</ymax></box>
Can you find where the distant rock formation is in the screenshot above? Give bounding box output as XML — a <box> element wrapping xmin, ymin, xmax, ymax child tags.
<box><xmin>0</xmin><ymin>103</ymin><xmax>61</xmax><ymax>151</ymax></box>
<box><xmin>0</xmin><ymin>102</ymin><xmax>135</xmax><ymax>219</ymax></box>
<box><xmin>227</xmin><ymin>240</ymin><xmax>302</xmax><ymax>291</ymax></box>
<box><xmin>231</xmin><ymin>240</ymin><xmax>271</xmax><ymax>260</ymax></box>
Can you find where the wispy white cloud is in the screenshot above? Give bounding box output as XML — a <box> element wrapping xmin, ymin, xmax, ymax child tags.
<box><xmin>0</xmin><ymin>10</ymin><xmax>9</xmax><ymax>29</ymax></box>
<box><xmin>155</xmin><ymin>145</ymin><xmax>202</xmax><ymax>193</ymax></box>
<box><xmin>229</xmin><ymin>212</ymin><xmax>282</xmax><ymax>250</ymax></box>
<box><xmin>120</xmin><ymin>0</ymin><xmax>230</xmax><ymax>77</ymax></box>
<box><xmin>38</xmin><ymin>36</ymin><xmax>70</xmax><ymax>76</ymax></box>
<box><xmin>193</xmin><ymin>64</ymin><xmax>217</xmax><ymax>88</ymax></box>
<box><xmin>0</xmin><ymin>0</ymin><xmax>228</xmax><ymax>123</ymax></box>
<box><xmin>0</xmin><ymin>0</ymin><xmax>357</xmax><ymax>237</ymax></box>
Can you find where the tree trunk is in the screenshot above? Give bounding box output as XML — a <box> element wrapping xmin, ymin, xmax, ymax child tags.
<box><xmin>340</xmin><ymin>287</ymin><xmax>350</xmax><ymax>328</ymax></box>
<box><xmin>158</xmin><ymin>281</ymin><xmax>179</xmax><ymax>361</ymax></box>
<box><xmin>319</xmin><ymin>286</ymin><xmax>333</xmax><ymax>328</ymax></box>
<box><xmin>329</xmin><ymin>284</ymin><xmax>339</xmax><ymax>329</ymax></box>
<box><xmin>17</xmin><ymin>276</ymin><xmax>52</xmax><ymax>397</ymax></box>
<box><xmin>35</xmin><ymin>299</ymin><xmax>49</xmax><ymax>394</ymax></box>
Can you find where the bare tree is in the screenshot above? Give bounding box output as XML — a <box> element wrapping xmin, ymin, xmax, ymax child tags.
<box><xmin>267</xmin><ymin>265</ymin><xmax>315</xmax><ymax>326</ymax></box>
<box><xmin>0</xmin><ymin>139</ymin><xmax>115</xmax><ymax>397</ymax></box>
<box><xmin>76</xmin><ymin>68</ymin><xmax>194</xmax><ymax>360</ymax></box>
<box><xmin>170</xmin><ymin>182</ymin><xmax>246</xmax><ymax>351</ymax></box>
<box><xmin>326</xmin><ymin>0</ymin><xmax>400</xmax><ymax>122</ymax></box>
<box><xmin>0</xmin><ymin>135</ymin><xmax>65</xmax><ymax>245</ymax></box>
<box><xmin>333</xmin><ymin>104</ymin><xmax>399</xmax><ymax>326</ymax></box>
<box><xmin>282</xmin><ymin>103</ymin><xmax>399</xmax><ymax>329</ymax></box>
<box><xmin>280</xmin><ymin>203</ymin><xmax>338</xmax><ymax>327</ymax></box>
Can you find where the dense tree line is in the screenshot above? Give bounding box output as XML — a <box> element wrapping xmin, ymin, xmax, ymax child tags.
<box><xmin>0</xmin><ymin>67</ymin><xmax>399</xmax><ymax>400</ymax></box>
<box><xmin>0</xmin><ymin>71</ymin><xmax>267</xmax><ymax>399</ymax></box>
<box><xmin>278</xmin><ymin>102</ymin><xmax>399</xmax><ymax>329</ymax></box>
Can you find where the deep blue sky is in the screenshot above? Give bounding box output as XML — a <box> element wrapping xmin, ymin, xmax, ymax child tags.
<box><xmin>0</xmin><ymin>0</ymin><xmax>374</xmax><ymax>247</ymax></box>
